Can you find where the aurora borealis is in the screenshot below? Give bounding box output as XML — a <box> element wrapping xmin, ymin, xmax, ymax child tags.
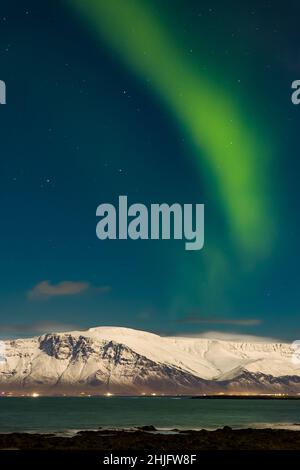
<box><xmin>0</xmin><ymin>0</ymin><xmax>299</xmax><ymax>340</ymax></box>
<box><xmin>70</xmin><ymin>0</ymin><xmax>275</xmax><ymax>259</ymax></box>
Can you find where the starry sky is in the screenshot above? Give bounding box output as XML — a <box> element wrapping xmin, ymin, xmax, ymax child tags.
<box><xmin>0</xmin><ymin>0</ymin><xmax>299</xmax><ymax>340</ymax></box>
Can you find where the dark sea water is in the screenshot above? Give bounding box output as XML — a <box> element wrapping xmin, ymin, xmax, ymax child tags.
<box><xmin>0</xmin><ymin>397</ymin><xmax>300</xmax><ymax>434</ymax></box>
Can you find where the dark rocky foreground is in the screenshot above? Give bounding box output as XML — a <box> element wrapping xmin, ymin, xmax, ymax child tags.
<box><xmin>1</xmin><ymin>427</ymin><xmax>300</xmax><ymax>450</ymax></box>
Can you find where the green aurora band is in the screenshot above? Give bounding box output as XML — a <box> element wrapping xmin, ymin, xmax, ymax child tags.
<box><xmin>69</xmin><ymin>0</ymin><xmax>276</xmax><ymax>259</ymax></box>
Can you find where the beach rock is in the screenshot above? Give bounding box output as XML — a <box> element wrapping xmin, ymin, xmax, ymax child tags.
<box><xmin>137</xmin><ymin>425</ymin><xmax>156</xmax><ymax>431</ymax></box>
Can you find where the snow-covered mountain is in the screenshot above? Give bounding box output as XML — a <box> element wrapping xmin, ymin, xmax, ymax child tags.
<box><xmin>0</xmin><ymin>326</ymin><xmax>299</xmax><ymax>395</ymax></box>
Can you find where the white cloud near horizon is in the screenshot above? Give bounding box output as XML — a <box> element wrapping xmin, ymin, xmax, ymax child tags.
<box><xmin>0</xmin><ymin>321</ymin><xmax>84</xmax><ymax>336</ymax></box>
<box><xmin>175</xmin><ymin>330</ymin><xmax>282</xmax><ymax>343</ymax></box>
<box><xmin>179</xmin><ymin>315</ymin><xmax>261</xmax><ymax>326</ymax></box>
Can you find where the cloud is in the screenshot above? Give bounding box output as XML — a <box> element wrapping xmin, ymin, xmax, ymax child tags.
<box><xmin>27</xmin><ymin>280</ymin><xmax>108</xmax><ymax>300</ymax></box>
<box><xmin>178</xmin><ymin>315</ymin><xmax>261</xmax><ymax>326</ymax></box>
<box><xmin>0</xmin><ymin>321</ymin><xmax>85</xmax><ymax>338</ymax></box>
<box><xmin>28</xmin><ymin>280</ymin><xmax>89</xmax><ymax>299</ymax></box>
<box><xmin>174</xmin><ymin>330</ymin><xmax>282</xmax><ymax>343</ymax></box>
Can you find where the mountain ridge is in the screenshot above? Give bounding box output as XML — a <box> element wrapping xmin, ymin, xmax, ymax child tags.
<box><xmin>0</xmin><ymin>326</ymin><xmax>299</xmax><ymax>395</ymax></box>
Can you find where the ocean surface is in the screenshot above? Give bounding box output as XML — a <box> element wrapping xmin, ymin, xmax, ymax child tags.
<box><xmin>0</xmin><ymin>397</ymin><xmax>300</xmax><ymax>434</ymax></box>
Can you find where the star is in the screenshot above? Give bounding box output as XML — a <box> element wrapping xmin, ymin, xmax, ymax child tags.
<box><xmin>40</xmin><ymin>177</ymin><xmax>55</xmax><ymax>189</ymax></box>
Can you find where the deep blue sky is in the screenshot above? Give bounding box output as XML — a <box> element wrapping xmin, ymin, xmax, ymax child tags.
<box><xmin>0</xmin><ymin>0</ymin><xmax>299</xmax><ymax>340</ymax></box>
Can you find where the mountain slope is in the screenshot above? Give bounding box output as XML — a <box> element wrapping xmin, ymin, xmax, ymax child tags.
<box><xmin>0</xmin><ymin>326</ymin><xmax>299</xmax><ymax>395</ymax></box>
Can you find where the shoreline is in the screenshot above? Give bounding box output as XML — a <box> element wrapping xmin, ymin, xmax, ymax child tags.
<box><xmin>2</xmin><ymin>422</ymin><xmax>300</xmax><ymax>435</ymax></box>
<box><xmin>1</xmin><ymin>427</ymin><xmax>300</xmax><ymax>450</ymax></box>
<box><xmin>1</xmin><ymin>394</ymin><xmax>300</xmax><ymax>399</ymax></box>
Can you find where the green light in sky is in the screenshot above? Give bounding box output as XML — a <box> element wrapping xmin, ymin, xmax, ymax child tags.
<box><xmin>69</xmin><ymin>0</ymin><xmax>276</xmax><ymax>259</ymax></box>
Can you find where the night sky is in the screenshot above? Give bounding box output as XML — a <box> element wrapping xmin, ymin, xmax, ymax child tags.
<box><xmin>0</xmin><ymin>0</ymin><xmax>299</xmax><ymax>340</ymax></box>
